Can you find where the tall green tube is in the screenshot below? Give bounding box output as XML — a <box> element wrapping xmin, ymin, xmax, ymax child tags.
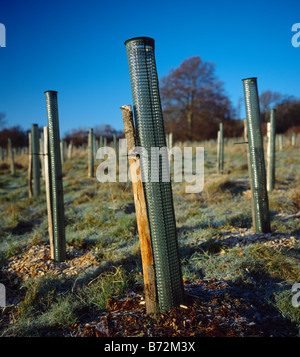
<box><xmin>8</xmin><ymin>138</ymin><xmax>16</xmax><ymax>176</ymax></box>
<box><xmin>220</xmin><ymin>123</ymin><xmax>224</xmax><ymax>173</ymax></box>
<box><xmin>217</xmin><ymin>123</ymin><xmax>224</xmax><ymax>174</ymax></box>
<box><xmin>125</xmin><ymin>37</ymin><xmax>184</xmax><ymax>312</ymax></box>
<box><xmin>44</xmin><ymin>90</ymin><xmax>66</xmax><ymax>262</ymax></box>
<box><xmin>216</xmin><ymin>130</ymin><xmax>220</xmax><ymax>174</ymax></box>
<box><xmin>113</xmin><ymin>133</ymin><xmax>119</xmax><ymax>165</ymax></box>
<box><xmin>94</xmin><ymin>134</ymin><xmax>98</xmax><ymax>160</ymax></box>
<box><xmin>31</xmin><ymin>124</ymin><xmax>40</xmax><ymax>195</ymax></box>
<box><xmin>88</xmin><ymin>128</ymin><xmax>94</xmax><ymax>177</ymax></box>
<box><xmin>267</xmin><ymin>109</ymin><xmax>276</xmax><ymax>191</ymax></box>
<box><xmin>242</xmin><ymin>78</ymin><xmax>270</xmax><ymax>233</ymax></box>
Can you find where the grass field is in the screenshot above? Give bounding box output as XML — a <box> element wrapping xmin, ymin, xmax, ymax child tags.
<box><xmin>0</xmin><ymin>140</ymin><xmax>300</xmax><ymax>337</ymax></box>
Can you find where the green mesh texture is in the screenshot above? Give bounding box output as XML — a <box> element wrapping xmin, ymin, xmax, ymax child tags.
<box><xmin>125</xmin><ymin>37</ymin><xmax>184</xmax><ymax>312</ymax></box>
<box><xmin>45</xmin><ymin>91</ymin><xmax>66</xmax><ymax>262</ymax></box>
<box><xmin>268</xmin><ymin>109</ymin><xmax>276</xmax><ymax>191</ymax></box>
<box><xmin>88</xmin><ymin>128</ymin><xmax>94</xmax><ymax>177</ymax></box>
<box><xmin>31</xmin><ymin>124</ymin><xmax>40</xmax><ymax>196</ymax></box>
<box><xmin>219</xmin><ymin>123</ymin><xmax>224</xmax><ymax>174</ymax></box>
<box><xmin>242</xmin><ymin>78</ymin><xmax>270</xmax><ymax>233</ymax></box>
<box><xmin>7</xmin><ymin>138</ymin><xmax>15</xmax><ymax>175</ymax></box>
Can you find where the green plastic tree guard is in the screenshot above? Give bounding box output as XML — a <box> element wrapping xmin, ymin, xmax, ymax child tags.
<box><xmin>94</xmin><ymin>134</ymin><xmax>98</xmax><ymax>160</ymax></box>
<box><xmin>291</xmin><ymin>132</ymin><xmax>296</xmax><ymax>146</ymax></box>
<box><xmin>216</xmin><ymin>130</ymin><xmax>220</xmax><ymax>174</ymax></box>
<box><xmin>68</xmin><ymin>140</ymin><xmax>73</xmax><ymax>159</ymax></box>
<box><xmin>242</xmin><ymin>78</ymin><xmax>270</xmax><ymax>233</ymax></box>
<box><xmin>44</xmin><ymin>90</ymin><xmax>66</xmax><ymax>262</ymax></box>
<box><xmin>219</xmin><ymin>123</ymin><xmax>224</xmax><ymax>174</ymax></box>
<box><xmin>113</xmin><ymin>133</ymin><xmax>119</xmax><ymax>165</ymax></box>
<box><xmin>267</xmin><ymin>109</ymin><xmax>276</xmax><ymax>192</ymax></box>
<box><xmin>217</xmin><ymin>123</ymin><xmax>224</xmax><ymax>174</ymax></box>
<box><xmin>125</xmin><ymin>37</ymin><xmax>184</xmax><ymax>312</ymax></box>
<box><xmin>88</xmin><ymin>128</ymin><xmax>94</xmax><ymax>177</ymax></box>
<box><xmin>61</xmin><ymin>140</ymin><xmax>66</xmax><ymax>164</ymax></box>
<box><xmin>31</xmin><ymin>124</ymin><xmax>40</xmax><ymax>195</ymax></box>
<box><xmin>7</xmin><ymin>138</ymin><xmax>16</xmax><ymax>176</ymax></box>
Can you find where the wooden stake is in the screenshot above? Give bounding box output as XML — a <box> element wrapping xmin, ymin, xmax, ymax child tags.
<box><xmin>44</xmin><ymin>127</ymin><xmax>55</xmax><ymax>259</ymax></box>
<box><xmin>120</xmin><ymin>104</ymin><xmax>157</xmax><ymax>316</ymax></box>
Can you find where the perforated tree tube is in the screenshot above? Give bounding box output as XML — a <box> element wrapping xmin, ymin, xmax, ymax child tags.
<box><xmin>242</xmin><ymin>78</ymin><xmax>270</xmax><ymax>233</ymax></box>
<box><xmin>267</xmin><ymin>109</ymin><xmax>276</xmax><ymax>191</ymax></box>
<box><xmin>125</xmin><ymin>37</ymin><xmax>184</xmax><ymax>312</ymax></box>
<box><xmin>8</xmin><ymin>138</ymin><xmax>15</xmax><ymax>176</ymax></box>
<box><xmin>88</xmin><ymin>128</ymin><xmax>94</xmax><ymax>178</ymax></box>
<box><xmin>218</xmin><ymin>123</ymin><xmax>224</xmax><ymax>174</ymax></box>
<box><xmin>219</xmin><ymin>123</ymin><xmax>224</xmax><ymax>174</ymax></box>
<box><xmin>31</xmin><ymin>124</ymin><xmax>40</xmax><ymax>195</ymax></box>
<box><xmin>44</xmin><ymin>91</ymin><xmax>66</xmax><ymax>262</ymax></box>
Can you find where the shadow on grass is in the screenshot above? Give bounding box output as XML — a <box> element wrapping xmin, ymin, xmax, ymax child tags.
<box><xmin>184</xmin><ymin>277</ymin><xmax>299</xmax><ymax>336</ymax></box>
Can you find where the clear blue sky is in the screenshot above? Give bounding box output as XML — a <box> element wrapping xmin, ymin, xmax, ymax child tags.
<box><xmin>1</xmin><ymin>0</ymin><xmax>300</xmax><ymax>137</ymax></box>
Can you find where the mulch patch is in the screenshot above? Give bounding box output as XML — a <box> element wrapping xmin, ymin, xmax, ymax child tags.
<box><xmin>80</xmin><ymin>279</ymin><xmax>299</xmax><ymax>337</ymax></box>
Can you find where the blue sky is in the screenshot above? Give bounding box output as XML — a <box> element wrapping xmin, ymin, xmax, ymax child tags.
<box><xmin>1</xmin><ymin>0</ymin><xmax>300</xmax><ymax>137</ymax></box>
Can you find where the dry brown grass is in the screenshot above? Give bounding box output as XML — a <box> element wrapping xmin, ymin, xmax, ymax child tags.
<box><xmin>201</xmin><ymin>176</ymin><xmax>234</xmax><ymax>203</ymax></box>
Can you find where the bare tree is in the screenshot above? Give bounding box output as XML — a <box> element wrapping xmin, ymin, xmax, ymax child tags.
<box><xmin>160</xmin><ymin>56</ymin><xmax>234</xmax><ymax>141</ymax></box>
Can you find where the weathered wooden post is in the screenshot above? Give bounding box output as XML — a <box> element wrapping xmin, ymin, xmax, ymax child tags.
<box><xmin>43</xmin><ymin>126</ymin><xmax>55</xmax><ymax>259</ymax></box>
<box><xmin>31</xmin><ymin>124</ymin><xmax>40</xmax><ymax>195</ymax></box>
<box><xmin>44</xmin><ymin>90</ymin><xmax>66</xmax><ymax>262</ymax></box>
<box><xmin>267</xmin><ymin>109</ymin><xmax>276</xmax><ymax>192</ymax></box>
<box><xmin>125</xmin><ymin>37</ymin><xmax>184</xmax><ymax>312</ymax></box>
<box><xmin>88</xmin><ymin>128</ymin><xmax>94</xmax><ymax>178</ymax></box>
<box><xmin>7</xmin><ymin>138</ymin><xmax>16</xmax><ymax>176</ymax></box>
<box><xmin>242</xmin><ymin>77</ymin><xmax>270</xmax><ymax>233</ymax></box>
<box><xmin>120</xmin><ymin>104</ymin><xmax>157</xmax><ymax>316</ymax></box>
